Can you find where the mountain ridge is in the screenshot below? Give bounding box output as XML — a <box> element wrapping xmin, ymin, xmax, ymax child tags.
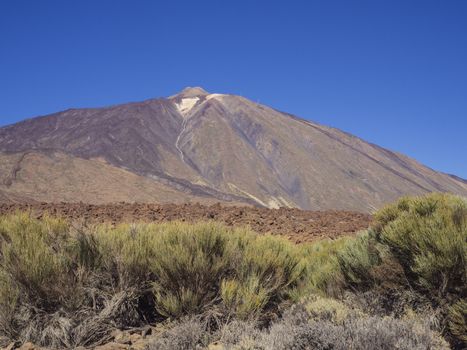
<box><xmin>0</xmin><ymin>87</ymin><xmax>465</xmax><ymax>212</ymax></box>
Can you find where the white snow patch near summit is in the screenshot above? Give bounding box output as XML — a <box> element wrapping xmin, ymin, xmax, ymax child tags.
<box><xmin>175</xmin><ymin>97</ymin><xmax>199</xmax><ymax>116</ymax></box>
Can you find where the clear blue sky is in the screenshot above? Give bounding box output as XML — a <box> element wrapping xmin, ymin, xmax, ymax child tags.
<box><xmin>0</xmin><ymin>0</ymin><xmax>466</xmax><ymax>178</ymax></box>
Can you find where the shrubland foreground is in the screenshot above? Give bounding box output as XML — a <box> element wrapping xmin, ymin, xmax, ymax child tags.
<box><xmin>0</xmin><ymin>193</ymin><xmax>465</xmax><ymax>349</ymax></box>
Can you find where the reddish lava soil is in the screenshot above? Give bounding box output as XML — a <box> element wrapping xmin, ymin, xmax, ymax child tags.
<box><xmin>0</xmin><ymin>202</ymin><xmax>372</xmax><ymax>243</ymax></box>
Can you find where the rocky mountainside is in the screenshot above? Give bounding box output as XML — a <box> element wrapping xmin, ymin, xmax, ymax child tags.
<box><xmin>0</xmin><ymin>87</ymin><xmax>465</xmax><ymax>212</ymax></box>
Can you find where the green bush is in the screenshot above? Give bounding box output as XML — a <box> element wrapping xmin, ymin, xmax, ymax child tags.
<box><xmin>376</xmin><ymin>193</ymin><xmax>466</xmax><ymax>298</ymax></box>
<box><xmin>97</xmin><ymin>223</ymin><xmax>159</xmax><ymax>285</ymax></box>
<box><xmin>337</xmin><ymin>230</ymin><xmax>406</xmax><ymax>293</ymax></box>
<box><xmin>146</xmin><ymin>223</ymin><xmax>305</xmax><ymax>319</ymax></box>
<box><xmin>0</xmin><ymin>214</ymin><xmax>152</xmax><ymax>347</ymax></box>
<box><xmin>0</xmin><ymin>213</ymin><xmax>92</xmax><ymax>311</ymax></box>
<box><xmin>149</xmin><ymin>222</ymin><xmax>239</xmax><ymax>317</ymax></box>
<box><xmin>0</xmin><ymin>214</ymin><xmax>309</xmax><ymax>346</ymax></box>
<box><xmin>336</xmin><ymin>230</ymin><xmax>381</xmax><ymax>289</ymax></box>
<box><xmin>335</xmin><ymin>193</ymin><xmax>467</xmax><ymax>348</ymax></box>
<box><xmin>337</xmin><ymin>193</ymin><xmax>466</xmax><ymax>297</ymax></box>
<box><xmin>299</xmin><ymin>237</ymin><xmax>349</xmax><ymax>296</ymax></box>
<box><xmin>221</xmin><ymin>235</ymin><xmax>305</xmax><ymax>319</ymax></box>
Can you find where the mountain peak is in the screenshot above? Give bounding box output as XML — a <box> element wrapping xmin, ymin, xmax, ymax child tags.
<box><xmin>1</xmin><ymin>89</ymin><xmax>466</xmax><ymax>211</ymax></box>
<box><xmin>175</xmin><ymin>86</ymin><xmax>209</xmax><ymax>98</ymax></box>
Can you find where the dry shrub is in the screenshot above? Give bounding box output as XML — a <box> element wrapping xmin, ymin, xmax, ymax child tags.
<box><xmin>160</xmin><ymin>303</ymin><xmax>447</xmax><ymax>350</ymax></box>
<box><xmin>145</xmin><ymin>317</ymin><xmax>210</xmax><ymax>350</ymax></box>
<box><xmin>217</xmin><ymin>319</ymin><xmax>261</xmax><ymax>348</ymax></box>
<box><xmin>247</xmin><ymin>305</ymin><xmax>447</xmax><ymax>350</ymax></box>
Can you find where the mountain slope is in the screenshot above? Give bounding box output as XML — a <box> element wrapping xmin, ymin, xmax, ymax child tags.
<box><xmin>0</xmin><ymin>87</ymin><xmax>465</xmax><ymax>211</ymax></box>
<box><xmin>0</xmin><ymin>151</ymin><xmax>240</xmax><ymax>205</ymax></box>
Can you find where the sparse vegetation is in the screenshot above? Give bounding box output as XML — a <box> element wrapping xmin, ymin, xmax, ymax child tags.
<box><xmin>0</xmin><ymin>193</ymin><xmax>465</xmax><ymax>349</ymax></box>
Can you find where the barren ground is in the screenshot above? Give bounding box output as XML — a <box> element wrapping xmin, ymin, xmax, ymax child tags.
<box><xmin>0</xmin><ymin>202</ymin><xmax>372</xmax><ymax>243</ymax></box>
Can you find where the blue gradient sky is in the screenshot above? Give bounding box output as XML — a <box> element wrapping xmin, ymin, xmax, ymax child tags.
<box><xmin>0</xmin><ymin>0</ymin><xmax>466</xmax><ymax>177</ymax></box>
